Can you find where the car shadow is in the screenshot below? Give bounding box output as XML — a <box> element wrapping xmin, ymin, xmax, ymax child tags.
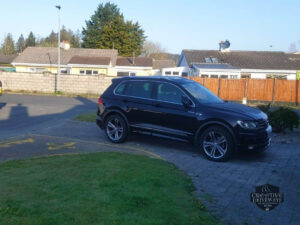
<box><xmin>127</xmin><ymin>132</ymin><xmax>271</xmax><ymax>162</ymax></box>
<box><xmin>0</xmin><ymin>94</ymin><xmax>97</xmax><ymax>140</ymax></box>
<box><xmin>0</xmin><ymin>102</ymin><xmax>6</xmax><ymax>110</ymax></box>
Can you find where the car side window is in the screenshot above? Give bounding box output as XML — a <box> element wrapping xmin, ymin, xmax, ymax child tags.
<box><xmin>123</xmin><ymin>81</ymin><xmax>152</xmax><ymax>99</ymax></box>
<box><xmin>115</xmin><ymin>83</ymin><xmax>126</xmax><ymax>95</ymax></box>
<box><xmin>156</xmin><ymin>83</ymin><xmax>183</xmax><ymax>104</ymax></box>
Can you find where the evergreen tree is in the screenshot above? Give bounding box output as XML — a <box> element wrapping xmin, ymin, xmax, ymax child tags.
<box><xmin>25</xmin><ymin>32</ymin><xmax>36</xmax><ymax>47</ymax></box>
<box><xmin>0</xmin><ymin>33</ymin><xmax>16</xmax><ymax>55</ymax></box>
<box><xmin>16</xmin><ymin>34</ymin><xmax>26</xmax><ymax>53</ymax></box>
<box><xmin>82</xmin><ymin>2</ymin><xmax>145</xmax><ymax>55</ymax></box>
<box><xmin>70</xmin><ymin>30</ymin><xmax>81</xmax><ymax>48</ymax></box>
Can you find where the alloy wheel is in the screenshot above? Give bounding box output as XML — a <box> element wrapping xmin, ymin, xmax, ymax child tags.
<box><xmin>203</xmin><ymin>131</ymin><xmax>228</xmax><ymax>159</ymax></box>
<box><xmin>106</xmin><ymin>117</ymin><xmax>124</xmax><ymax>141</ymax></box>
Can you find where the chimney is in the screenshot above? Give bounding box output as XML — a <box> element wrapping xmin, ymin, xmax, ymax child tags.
<box><xmin>60</xmin><ymin>41</ymin><xmax>70</xmax><ymax>50</ymax></box>
<box><xmin>219</xmin><ymin>40</ymin><xmax>230</xmax><ymax>52</ymax></box>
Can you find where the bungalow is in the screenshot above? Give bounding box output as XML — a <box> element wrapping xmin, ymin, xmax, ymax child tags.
<box><xmin>113</xmin><ymin>56</ymin><xmax>154</xmax><ymax>76</ymax></box>
<box><xmin>177</xmin><ymin>45</ymin><xmax>300</xmax><ymax>80</ymax></box>
<box><xmin>11</xmin><ymin>45</ymin><xmax>155</xmax><ymax>76</ymax></box>
<box><xmin>11</xmin><ymin>45</ymin><xmax>118</xmax><ymax>76</ymax></box>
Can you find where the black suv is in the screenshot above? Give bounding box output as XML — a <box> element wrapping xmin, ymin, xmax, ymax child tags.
<box><xmin>96</xmin><ymin>76</ymin><xmax>272</xmax><ymax>161</ymax></box>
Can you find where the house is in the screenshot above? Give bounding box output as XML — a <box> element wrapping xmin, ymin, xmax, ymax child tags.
<box><xmin>12</xmin><ymin>46</ymin><xmax>118</xmax><ymax>75</ymax></box>
<box><xmin>113</xmin><ymin>56</ymin><xmax>154</xmax><ymax>76</ymax></box>
<box><xmin>177</xmin><ymin>43</ymin><xmax>300</xmax><ymax>80</ymax></box>
<box><xmin>153</xmin><ymin>59</ymin><xmax>176</xmax><ymax>75</ymax></box>
<box><xmin>11</xmin><ymin>45</ymin><xmax>156</xmax><ymax>76</ymax></box>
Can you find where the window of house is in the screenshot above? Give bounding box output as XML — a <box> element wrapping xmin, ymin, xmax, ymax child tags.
<box><xmin>210</xmin><ymin>75</ymin><xmax>218</xmax><ymax>78</ymax></box>
<box><xmin>86</xmin><ymin>70</ymin><xmax>92</xmax><ymax>75</ymax></box>
<box><xmin>201</xmin><ymin>74</ymin><xmax>209</xmax><ymax>78</ymax></box>
<box><xmin>60</xmin><ymin>68</ymin><xmax>68</xmax><ymax>74</ymax></box>
<box><xmin>182</xmin><ymin>72</ymin><xmax>188</xmax><ymax>77</ymax></box>
<box><xmin>241</xmin><ymin>74</ymin><xmax>251</xmax><ymax>79</ymax></box>
<box><xmin>36</xmin><ymin>68</ymin><xmax>46</xmax><ymax>73</ymax></box>
<box><xmin>230</xmin><ymin>75</ymin><xmax>238</xmax><ymax>79</ymax></box>
<box><xmin>156</xmin><ymin>83</ymin><xmax>183</xmax><ymax>104</ymax></box>
<box><xmin>129</xmin><ymin>72</ymin><xmax>136</xmax><ymax>76</ymax></box>
<box><xmin>29</xmin><ymin>68</ymin><xmax>36</xmax><ymax>72</ymax></box>
<box><xmin>165</xmin><ymin>71</ymin><xmax>171</xmax><ymax>75</ymax></box>
<box><xmin>117</xmin><ymin>72</ymin><xmax>130</xmax><ymax>77</ymax></box>
<box><xmin>124</xmin><ymin>81</ymin><xmax>152</xmax><ymax>99</ymax></box>
<box><xmin>93</xmin><ymin>70</ymin><xmax>99</xmax><ymax>75</ymax></box>
<box><xmin>205</xmin><ymin>57</ymin><xmax>212</xmax><ymax>63</ymax></box>
<box><xmin>80</xmin><ymin>70</ymin><xmax>85</xmax><ymax>75</ymax></box>
<box><xmin>220</xmin><ymin>75</ymin><xmax>228</xmax><ymax>79</ymax></box>
<box><xmin>173</xmin><ymin>71</ymin><xmax>179</xmax><ymax>75</ymax></box>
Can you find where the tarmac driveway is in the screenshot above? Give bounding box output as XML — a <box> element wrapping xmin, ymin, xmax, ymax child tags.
<box><xmin>0</xmin><ymin>94</ymin><xmax>299</xmax><ymax>225</ymax></box>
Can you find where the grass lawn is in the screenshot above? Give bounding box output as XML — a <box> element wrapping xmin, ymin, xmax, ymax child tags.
<box><xmin>0</xmin><ymin>153</ymin><xmax>219</xmax><ymax>225</ymax></box>
<box><xmin>74</xmin><ymin>112</ymin><xmax>97</xmax><ymax>122</ymax></box>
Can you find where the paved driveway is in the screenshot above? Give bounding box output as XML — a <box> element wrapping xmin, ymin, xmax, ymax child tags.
<box><xmin>0</xmin><ymin>94</ymin><xmax>299</xmax><ymax>225</ymax></box>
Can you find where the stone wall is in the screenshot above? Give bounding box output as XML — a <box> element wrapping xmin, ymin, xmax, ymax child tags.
<box><xmin>0</xmin><ymin>72</ymin><xmax>113</xmax><ymax>95</ymax></box>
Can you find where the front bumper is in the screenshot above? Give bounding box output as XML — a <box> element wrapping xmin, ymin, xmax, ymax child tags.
<box><xmin>237</xmin><ymin>125</ymin><xmax>272</xmax><ymax>151</ymax></box>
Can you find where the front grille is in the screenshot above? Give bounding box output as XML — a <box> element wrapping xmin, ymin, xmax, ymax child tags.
<box><xmin>256</xmin><ymin>119</ymin><xmax>268</xmax><ymax>129</ymax></box>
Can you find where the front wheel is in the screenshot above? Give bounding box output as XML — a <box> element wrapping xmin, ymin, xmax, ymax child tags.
<box><xmin>198</xmin><ymin>126</ymin><xmax>234</xmax><ymax>162</ymax></box>
<box><xmin>104</xmin><ymin>114</ymin><xmax>128</xmax><ymax>143</ymax></box>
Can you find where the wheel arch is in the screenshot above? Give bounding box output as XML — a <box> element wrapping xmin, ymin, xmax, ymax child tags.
<box><xmin>194</xmin><ymin>120</ymin><xmax>237</xmax><ymax>147</ymax></box>
<box><xmin>103</xmin><ymin>109</ymin><xmax>130</xmax><ymax>131</ymax></box>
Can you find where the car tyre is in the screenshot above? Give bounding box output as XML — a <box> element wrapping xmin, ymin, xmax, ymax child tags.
<box><xmin>198</xmin><ymin>126</ymin><xmax>234</xmax><ymax>162</ymax></box>
<box><xmin>104</xmin><ymin>114</ymin><xmax>128</xmax><ymax>143</ymax></box>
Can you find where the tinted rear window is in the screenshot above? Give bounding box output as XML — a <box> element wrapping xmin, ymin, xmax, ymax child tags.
<box><xmin>115</xmin><ymin>81</ymin><xmax>152</xmax><ymax>99</ymax></box>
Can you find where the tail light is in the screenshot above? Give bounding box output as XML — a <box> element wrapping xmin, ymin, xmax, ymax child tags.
<box><xmin>98</xmin><ymin>97</ymin><xmax>103</xmax><ymax>105</ymax></box>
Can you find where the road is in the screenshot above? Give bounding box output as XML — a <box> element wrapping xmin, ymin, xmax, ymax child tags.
<box><xmin>0</xmin><ymin>93</ymin><xmax>97</xmax><ymax>140</ymax></box>
<box><xmin>0</xmin><ymin>93</ymin><xmax>299</xmax><ymax>225</ymax></box>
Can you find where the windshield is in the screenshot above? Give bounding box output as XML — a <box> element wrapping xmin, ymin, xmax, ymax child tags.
<box><xmin>182</xmin><ymin>81</ymin><xmax>223</xmax><ymax>104</ymax></box>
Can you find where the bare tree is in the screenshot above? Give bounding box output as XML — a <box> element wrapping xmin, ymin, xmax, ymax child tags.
<box><xmin>288</xmin><ymin>42</ymin><xmax>297</xmax><ymax>53</ymax></box>
<box><xmin>142</xmin><ymin>41</ymin><xmax>166</xmax><ymax>57</ymax></box>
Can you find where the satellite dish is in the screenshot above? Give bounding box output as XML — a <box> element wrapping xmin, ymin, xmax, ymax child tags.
<box><xmin>224</xmin><ymin>40</ymin><xmax>230</xmax><ymax>48</ymax></box>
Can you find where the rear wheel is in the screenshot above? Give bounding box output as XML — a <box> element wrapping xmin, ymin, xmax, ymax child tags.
<box><xmin>104</xmin><ymin>114</ymin><xmax>128</xmax><ymax>143</ymax></box>
<box><xmin>198</xmin><ymin>126</ymin><xmax>234</xmax><ymax>162</ymax></box>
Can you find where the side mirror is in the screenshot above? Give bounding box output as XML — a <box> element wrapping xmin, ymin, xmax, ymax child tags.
<box><xmin>182</xmin><ymin>96</ymin><xmax>192</xmax><ymax>108</ymax></box>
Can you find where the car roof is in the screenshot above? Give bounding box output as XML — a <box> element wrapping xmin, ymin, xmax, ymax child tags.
<box><xmin>113</xmin><ymin>76</ymin><xmax>190</xmax><ymax>84</ymax></box>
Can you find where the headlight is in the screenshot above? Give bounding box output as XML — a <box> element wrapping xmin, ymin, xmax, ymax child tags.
<box><xmin>237</xmin><ymin>120</ymin><xmax>257</xmax><ymax>129</ymax></box>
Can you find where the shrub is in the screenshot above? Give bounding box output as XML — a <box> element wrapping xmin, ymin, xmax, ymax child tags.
<box><xmin>257</xmin><ymin>104</ymin><xmax>271</xmax><ymax>114</ymax></box>
<box><xmin>269</xmin><ymin>107</ymin><xmax>299</xmax><ymax>132</ymax></box>
<box><xmin>257</xmin><ymin>105</ymin><xmax>299</xmax><ymax>132</ymax></box>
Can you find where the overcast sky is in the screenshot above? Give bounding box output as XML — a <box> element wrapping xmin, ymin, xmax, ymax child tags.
<box><xmin>1</xmin><ymin>0</ymin><xmax>300</xmax><ymax>54</ymax></box>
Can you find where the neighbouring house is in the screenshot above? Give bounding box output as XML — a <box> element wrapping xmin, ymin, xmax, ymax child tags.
<box><xmin>11</xmin><ymin>45</ymin><xmax>155</xmax><ymax>76</ymax></box>
<box><xmin>113</xmin><ymin>56</ymin><xmax>154</xmax><ymax>76</ymax></box>
<box><xmin>176</xmin><ymin>43</ymin><xmax>300</xmax><ymax>80</ymax></box>
<box><xmin>0</xmin><ymin>54</ymin><xmax>17</xmax><ymax>71</ymax></box>
<box><xmin>12</xmin><ymin>45</ymin><xmax>118</xmax><ymax>75</ymax></box>
<box><xmin>153</xmin><ymin>59</ymin><xmax>176</xmax><ymax>75</ymax></box>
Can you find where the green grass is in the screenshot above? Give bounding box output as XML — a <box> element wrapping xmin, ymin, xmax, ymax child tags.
<box><xmin>0</xmin><ymin>153</ymin><xmax>219</xmax><ymax>225</ymax></box>
<box><xmin>74</xmin><ymin>112</ymin><xmax>97</xmax><ymax>122</ymax></box>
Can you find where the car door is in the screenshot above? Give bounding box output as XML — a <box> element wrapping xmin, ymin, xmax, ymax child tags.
<box><xmin>114</xmin><ymin>80</ymin><xmax>157</xmax><ymax>128</ymax></box>
<box><xmin>151</xmin><ymin>82</ymin><xmax>198</xmax><ymax>138</ymax></box>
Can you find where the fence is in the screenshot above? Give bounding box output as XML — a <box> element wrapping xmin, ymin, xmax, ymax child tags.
<box><xmin>190</xmin><ymin>77</ymin><xmax>300</xmax><ymax>103</ymax></box>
